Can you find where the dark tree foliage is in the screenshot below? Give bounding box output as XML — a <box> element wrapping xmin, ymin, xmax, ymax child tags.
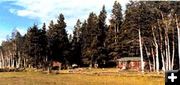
<box><xmin>79</xmin><ymin>20</ymin><xmax>88</xmax><ymax>66</ymax></box>
<box><xmin>39</xmin><ymin>23</ymin><xmax>48</xmax><ymax>68</ymax></box>
<box><xmin>70</xmin><ymin>19</ymin><xmax>82</xmax><ymax>65</ymax></box>
<box><xmin>25</xmin><ymin>25</ymin><xmax>43</xmax><ymax>68</ymax></box>
<box><xmin>47</xmin><ymin>14</ymin><xmax>70</xmax><ymax>64</ymax></box>
<box><xmin>111</xmin><ymin>1</ymin><xmax>123</xmax><ymax>29</ymax></box>
<box><xmin>20</xmin><ymin>24</ymin><xmax>48</xmax><ymax>69</ymax></box>
<box><xmin>105</xmin><ymin>1</ymin><xmax>123</xmax><ymax>61</ymax></box>
<box><xmin>96</xmin><ymin>5</ymin><xmax>108</xmax><ymax>67</ymax></box>
<box><xmin>81</xmin><ymin>12</ymin><xmax>99</xmax><ymax>67</ymax></box>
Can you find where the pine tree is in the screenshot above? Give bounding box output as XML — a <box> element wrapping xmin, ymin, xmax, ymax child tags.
<box><xmin>38</xmin><ymin>23</ymin><xmax>48</xmax><ymax>69</ymax></box>
<box><xmin>105</xmin><ymin>1</ymin><xmax>123</xmax><ymax>62</ymax></box>
<box><xmin>97</xmin><ymin>5</ymin><xmax>108</xmax><ymax>67</ymax></box>
<box><xmin>80</xmin><ymin>13</ymin><xmax>99</xmax><ymax>67</ymax></box>
<box><xmin>26</xmin><ymin>25</ymin><xmax>41</xmax><ymax>68</ymax></box>
<box><xmin>47</xmin><ymin>14</ymin><xmax>69</xmax><ymax>66</ymax></box>
<box><xmin>71</xmin><ymin>19</ymin><xmax>82</xmax><ymax>65</ymax></box>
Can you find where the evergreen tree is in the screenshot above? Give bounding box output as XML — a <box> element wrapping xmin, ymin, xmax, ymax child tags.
<box><xmin>81</xmin><ymin>13</ymin><xmax>99</xmax><ymax>67</ymax></box>
<box><xmin>96</xmin><ymin>5</ymin><xmax>108</xmax><ymax>67</ymax></box>
<box><xmin>71</xmin><ymin>19</ymin><xmax>82</xmax><ymax>65</ymax></box>
<box><xmin>105</xmin><ymin>1</ymin><xmax>123</xmax><ymax>61</ymax></box>
<box><xmin>25</xmin><ymin>25</ymin><xmax>41</xmax><ymax>68</ymax></box>
<box><xmin>47</xmin><ymin>14</ymin><xmax>69</xmax><ymax>65</ymax></box>
<box><xmin>39</xmin><ymin>23</ymin><xmax>48</xmax><ymax>69</ymax></box>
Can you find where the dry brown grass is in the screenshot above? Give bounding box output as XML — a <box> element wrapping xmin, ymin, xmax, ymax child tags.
<box><xmin>0</xmin><ymin>68</ymin><xmax>164</xmax><ymax>85</ymax></box>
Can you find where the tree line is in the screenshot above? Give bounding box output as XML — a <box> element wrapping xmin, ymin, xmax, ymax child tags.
<box><xmin>0</xmin><ymin>1</ymin><xmax>180</xmax><ymax>72</ymax></box>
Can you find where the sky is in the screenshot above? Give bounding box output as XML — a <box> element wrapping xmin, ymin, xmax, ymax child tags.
<box><xmin>0</xmin><ymin>0</ymin><xmax>129</xmax><ymax>45</ymax></box>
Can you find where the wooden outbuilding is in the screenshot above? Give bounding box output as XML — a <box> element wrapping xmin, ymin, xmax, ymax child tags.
<box><xmin>116</xmin><ymin>57</ymin><xmax>145</xmax><ymax>71</ymax></box>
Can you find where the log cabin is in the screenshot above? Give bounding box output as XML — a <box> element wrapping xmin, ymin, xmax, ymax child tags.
<box><xmin>116</xmin><ymin>57</ymin><xmax>146</xmax><ymax>71</ymax></box>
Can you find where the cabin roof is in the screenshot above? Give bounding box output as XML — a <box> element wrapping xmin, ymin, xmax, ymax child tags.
<box><xmin>117</xmin><ymin>57</ymin><xmax>141</xmax><ymax>62</ymax></box>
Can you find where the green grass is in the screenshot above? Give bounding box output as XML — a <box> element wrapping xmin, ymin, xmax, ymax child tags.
<box><xmin>0</xmin><ymin>68</ymin><xmax>164</xmax><ymax>85</ymax></box>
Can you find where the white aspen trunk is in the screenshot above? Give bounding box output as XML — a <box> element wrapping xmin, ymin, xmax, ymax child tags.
<box><xmin>163</xmin><ymin>20</ymin><xmax>170</xmax><ymax>70</ymax></box>
<box><xmin>1</xmin><ymin>52</ymin><xmax>4</xmax><ymax>68</ymax></box>
<box><xmin>0</xmin><ymin>59</ymin><xmax>1</xmax><ymax>68</ymax></box>
<box><xmin>15</xmin><ymin>52</ymin><xmax>18</xmax><ymax>68</ymax></box>
<box><xmin>155</xmin><ymin>43</ymin><xmax>159</xmax><ymax>73</ymax></box>
<box><xmin>7</xmin><ymin>50</ymin><xmax>11</xmax><ymax>68</ymax></box>
<box><xmin>2</xmin><ymin>53</ymin><xmax>4</xmax><ymax>68</ymax></box>
<box><xmin>167</xmin><ymin>36</ymin><xmax>171</xmax><ymax>70</ymax></box>
<box><xmin>167</xmin><ymin>13</ymin><xmax>175</xmax><ymax>70</ymax></box>
<box><xmin>171</xmin><ymin>27</ymin><xmax>175</xmax><ymax>70</ymax></box>
<box><xmin>8</xmin><ymin>57</ymin><xmax>10</xmax><ymax>68</ymax></box>
<box><xmin>165</xmin><ymin>23</ymin><xmax>171</xmax><ymax>70</ymax></box>
<box><xmin>16</xmin><ymin>57</ymin><xmax>19</xmax><ymax>68</ymax></box>
<box><xmin>145</xmin><ymin>45</ymin><xmax>152</xmax><ymax>71</ymax></box>
<box><xmin>161</xmin><ymin>12</ymin><xmax>170</xmax><ymax>70</ymax></box>
<box><xmin>175</xmin><ymin>14</ymin><xmax>180</xmax><ymax>69</ymax></box>
<box><xmin>12</xmin><ymin>55</ymin><xmax>14</xmax><ymax>68</ymax></box>
<box><xmin>178</xmin><ymin>22</ymin><xmax>180</xmax><ymax>69</ymax></box>
<box><xmin>161</xmin><ymin>51</ymin><xmax>165</xmax><ymax>71</ymax></box>
<box><xmin>17</xmin><ymin>51</ymin><xmax>20</xmax><ymax>68</ymax></box>
<box><xmin>6</xmin><ymin>58</ymin><xmax>8</xmax><ymax>68</ymax></box>
<box><xmin>152</xmin><ymin>26</ymin><xmax>159</xmax><ymax>73</ymax></box>
<box><xmin>139</xmin><ymin>29</ymin><xmax>144</xmax><ymax>73</ymax></box>
<box><xmin>160</xmin><ymin>12</ymin><xmax>168</xmax><ymax>71</ymax></box>
<box><xmin>165</xmin><ymin>33</ymin><xmax>169</xmax><ymax>70</ymax></box>
<box><xmin>158</xmin><ymin>20</ymin><xmax>165</xmax><ymax>71</ymax></box>
<box><xmin>4</xmin><ymin>57</ymin><xmax>6</xmax><ymax>68</ymax></box>
<box><xmin>0</xmin><ymin>50</ymin><xmax>3</xmax><ymax>68</ymax></box>
<box><xmin>151</xmin><ymin>48</ymin><xmax>156</xmax><ymax>72</ymax></box>
<box><xmin>4</xmin><ymin>52</ymin><xmax>6</xmax><ymax>68</ymax></box>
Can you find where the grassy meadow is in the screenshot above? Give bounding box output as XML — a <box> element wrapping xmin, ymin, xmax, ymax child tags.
<box><xmin>0</xmin><ymin>68</ymin><xmax>164</xmax><ymax>85</ymax></box>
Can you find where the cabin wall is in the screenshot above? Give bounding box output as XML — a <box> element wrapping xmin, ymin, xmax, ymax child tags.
<box><xmin>117</xmin><ymin>61</ymin><xmax>141</xmax><ymax>71</ymax></box>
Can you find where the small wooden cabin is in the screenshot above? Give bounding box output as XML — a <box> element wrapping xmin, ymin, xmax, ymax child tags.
<box><xmin>117</xmin><ymin>57</ymin><xmax>143</xmax><ymax>71</ymax></box>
